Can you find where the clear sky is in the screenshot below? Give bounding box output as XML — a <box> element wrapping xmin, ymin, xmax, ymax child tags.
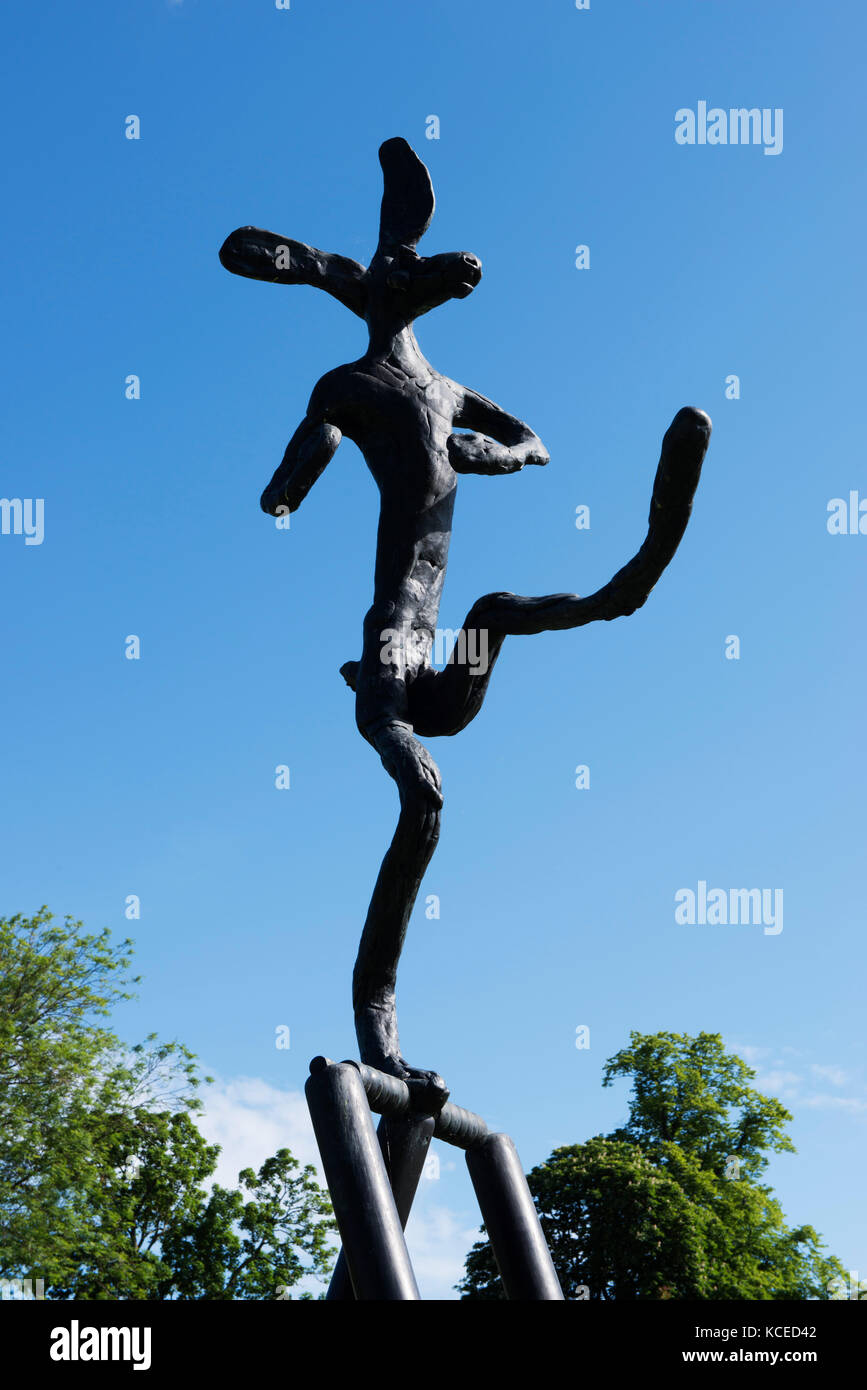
<box><xmin>1</xmin><ymin>0</ymin><xmax>864</xmax><ymax>1298</ymax></box>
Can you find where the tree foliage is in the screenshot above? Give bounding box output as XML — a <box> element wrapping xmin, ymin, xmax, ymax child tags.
<box><xmin>602</xmin><ymin>1031</ymin><xmax>794</xmax><ymax>1181</ymax></box>
<box><xmin>0</xmin><ymin>909</ymin><xmax>336</xmax><ymax>1299</ymax></box>
<box><xmin>458</xmin><ymin>1032</ymin><xmax>846</xmax><ymax>1301</ymax></box>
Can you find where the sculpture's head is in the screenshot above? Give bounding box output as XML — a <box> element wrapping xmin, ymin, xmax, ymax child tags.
<box><xmin>219</xmin><ymin>137</ymin><xmax>481</xmax><ymax>336</ymax></box>
<box><xmin>364</xmin><ymin>137</ymin><xmax>482</xmax><ymax>328</ymax></box>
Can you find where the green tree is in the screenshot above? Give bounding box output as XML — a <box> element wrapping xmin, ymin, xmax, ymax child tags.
<box><xmin>51</xmin><ymin>1109</ymin><xmax>335</xmax><ymax>1300</ymax></box>
<box><xmin>0</xmin><ymin>909</ymin><xmax>336</xmax><ymax>1299</ymax></box>
<box><xmin>458</xmin><ymin>1032</ymin><xmax>847</xmax><ymax>1301</ymax></box>
<box><xmin>159</xmin><ymin>1147</ymin><xmax>335</xmax><ymax>1300</ymax></box>
<box><xmin>602</xmin><ymin>1031</ymin><xmax>794</xmax><ymax>1181</ymax></box>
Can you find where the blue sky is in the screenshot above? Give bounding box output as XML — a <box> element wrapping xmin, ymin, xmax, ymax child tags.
<box><xmin>1</xmin><ymin>0</ymin><xmax>864</xmax><ymax>1298</ymax></box>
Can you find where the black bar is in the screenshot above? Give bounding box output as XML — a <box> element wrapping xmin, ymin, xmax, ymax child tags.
<box><xmin>305</xmin><ymin>1059</ymin><xmax>420</xmax><ymax>1300</ymax></box>
<box><xmin>466</xmin><ymin>1133</ymin><xmax>564</xmax><ymax>1301</ymax></box>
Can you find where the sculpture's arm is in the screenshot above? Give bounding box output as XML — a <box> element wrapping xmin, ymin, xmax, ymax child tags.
<box><xmin>260</xmin><ymin>412</ymin><xmax>342</xmax><ymax>516</ymax></box>
<box><xmin>447</xmin><ymin>385</ymin><xmax>549</xmax><ymax>475</ymax></box>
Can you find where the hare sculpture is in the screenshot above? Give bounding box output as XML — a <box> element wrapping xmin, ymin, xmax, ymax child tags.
<box><xmin>220</xmin><ymin>137</ymin><xmax>711</xmax><ymax>1106</ymax></box>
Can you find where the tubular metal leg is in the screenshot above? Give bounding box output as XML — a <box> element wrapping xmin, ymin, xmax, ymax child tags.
<box><xmin>466</xmin><ymin>1133</ymin><xmax>564</xmax><ymax>1300</ymax></box>
<box><xmin>326</xmin><ymin>1113</ymin><xmax>435</xmax><ymax>1301</ymax></box>
<box><xmin>305</xmin><ymin>1059</ymin><xmax>420</xmax><ymax>1300</ymax></box>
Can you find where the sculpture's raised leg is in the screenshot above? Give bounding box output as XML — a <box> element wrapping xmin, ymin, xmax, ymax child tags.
<box><xmin>410</xmin><ymin>406</ymin><xmax>712</xmax><ymax>734</ymax></box>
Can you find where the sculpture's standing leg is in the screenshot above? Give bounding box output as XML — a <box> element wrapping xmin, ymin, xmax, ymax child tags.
<box><xmin>352</xmin><ymin>614</ymin><xmax>447</xmax><ymax>1089</ymax></box>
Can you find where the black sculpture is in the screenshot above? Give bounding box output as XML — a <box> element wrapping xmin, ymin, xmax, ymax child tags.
<box><xmin>220</xmin><ymin>138</ymin><xmax>711</xmax><ymax>1107</ymax></box>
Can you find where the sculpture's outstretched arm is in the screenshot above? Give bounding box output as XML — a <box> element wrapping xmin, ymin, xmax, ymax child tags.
<box><xmin>220</xmin><ymin>228</ymin><xmax>368</xmax><ymax>318</ymax></box>
<box><xmin>447</xmin><ymin>385</ymin><xmax>549</xmax><ymax>475</ymax></box>
<box><xmin>260</xmin><ymin>413</ymin><xmax>342</xmax><ymax>516</ymax></box>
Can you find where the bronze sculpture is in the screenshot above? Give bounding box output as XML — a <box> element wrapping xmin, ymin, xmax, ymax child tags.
<box><xmin>220</xmin><ymin>137</ymin><xmax>711</xmax><ymax>1108</ymax></box>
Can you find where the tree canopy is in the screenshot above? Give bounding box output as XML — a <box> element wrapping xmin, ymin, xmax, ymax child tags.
<box><xmin>0</xmin><ymin>908</ymin><xmax>336</xmax><ymax>1299</ymax></box>
<box><xmin>458</xmin><ymin>1031</ymin><xmax>846</xmax><ymax>1301</ymax></box>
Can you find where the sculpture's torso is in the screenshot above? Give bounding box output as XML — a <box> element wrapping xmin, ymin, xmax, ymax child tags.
<box><xmin>315</xmin><ymin>345</ymin><xmax>460</xmax><ymax>676</ymax></box>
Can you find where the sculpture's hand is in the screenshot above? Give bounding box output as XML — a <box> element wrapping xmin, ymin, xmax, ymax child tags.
<box><xmin>447</xmin><ymin>431</ymin><xmax>548</xmax><ymax>475</ymax></box>
<box><xmin>450</xmin><ymin>384</ymin><xmax>549</xmax><ymax>474</ymax></box>
<box><xmin>512</xmin><ymin>437</ymin><xmax>550</xmax><ymax>469</ymax></box>
<box><xmin>260</xmin><ymin>417</ymin><xmax>342</xmax><ymax>515</ymax></box>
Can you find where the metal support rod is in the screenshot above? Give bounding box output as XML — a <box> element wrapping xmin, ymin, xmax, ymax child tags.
<box><xmin>326</xmin><ymin>1113</ymin><xmax>435</xmax><ymax>1301</ymax></box>
<box><xmin>466</xmin><ymin>1133</ymin><xmax>564</xmax><ymax>1301</ymax></box>
<box><xmin>305</xmin><ymin>1058</ymin><xmax>420</xmax><ymax>1300</ymax></box>
<box><xmin>334</xmin><ymin>1058</ymin><xmax>489</xmax><ymax>1148</ymax></box>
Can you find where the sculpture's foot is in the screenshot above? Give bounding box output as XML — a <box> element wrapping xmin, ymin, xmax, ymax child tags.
<box><xmin>355</xmin><ymin>999</ymin><xmax>449</xmax><ymax>1111</ymax></box>
<box><xmin>398</xmin><ymin>1060</ymin><xmax>450</xmax><ymax>1113</ymax></box>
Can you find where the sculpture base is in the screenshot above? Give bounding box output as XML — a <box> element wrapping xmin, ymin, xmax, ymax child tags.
<box><xmin>305</xmin><ymin>1056</ymin><xmax>563</xmax><ymax>1301</ymax></box>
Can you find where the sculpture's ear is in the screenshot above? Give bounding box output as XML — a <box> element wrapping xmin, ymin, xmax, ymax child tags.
<box><xmin>219</xmin><ymin>227</ymin><xmax>368</xmax><ymax>319</ymax></box>
<box><xmin>377</xmin><ymin>138</ymin><xmax>435</xmax><ymax>250</ymax></box>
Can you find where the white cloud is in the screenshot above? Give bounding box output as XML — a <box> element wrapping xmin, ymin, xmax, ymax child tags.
<box><xmin>800</xmin><ymin>1094</ymin><xmax>867</xmax><ymax>1115</ymax></box>
<box><xmin>197</xmin><ymin>1075</ymin><xmax>322</xmax><ymax>1189</ymax></box>
<box><xmin>405</xmin><ymin>1202</ymin><xmax>480</xmax><ymax>1301</ymax></box>
<box><xmin>752</xmin><ymin>1068</ymin><xmax>802</xmax><ymax>1098</ymax></box>
<box><xmin>732</xmin><ymin>1042</ymin><xmax>865</xmax><ymax>1119</ymax></box>
<box><xmin>809</xmin><ymin>1064</ymin><xmax>848</xmax><ymax>1088</ymax></box>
